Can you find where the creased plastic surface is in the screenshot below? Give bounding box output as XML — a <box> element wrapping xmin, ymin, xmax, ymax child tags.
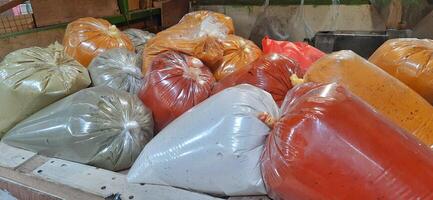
<box><xmin>213</xmin><ymin>53</ymin><xmax>303</xmax><ymax>106</ymax></box>
<box><xmin>139</xmin><ymin>51</ymin><xmax>215</xmax><ymax>132</ymax></box>
<box><xmin>64</xmin><ymin>17</ymin><xmax>134</xmax><ymax>67</ymax></box>
<box><xmin>128</xmin><ymin>84</ymin><xmax>279</xmax><ymax>196</ymax></box>
<box><xmin>262</xmin><ymin>36</ymin><xmax>325</xmax><ymax>71</ymax></box>
<box><xmin>213</xmin><ymin>35</ymin><xmax>262</xmax><ymax>80</ymax></box>
<box><xmin>123</xmin><ymin>28</ymin><xmax>155</xmax><ymax>53</ymax></box>
<box><xmin>0</xmin><ymin>42</ymin><xmax>91</xmax><ymax>137</ymax></box>
<box><xmin>3</xmin><ymin>86</ymin><xmax>154</xmax><ymax>171</ymax></box>
<box><xmin>261</xmin><ymin>82</ymin><xmax>433</xmax><ymax>200</ymax></box>
<box><xmin>142</xmin><ymin>11</ymin><xmax>234</xmax><ymax>73</ymax></box>
<box><xmin>305</xmin><ymin>50</ymin><xmax>433</xmax><ymax>147</ymax></box>
<box><xmin>369</xmin><ymin>38</ymin><xmax>433</xmax><ymax>104</ymax></box>
<box><xmin>89</xmin><ymin>48</ymin><xmax>144</xmax><ymax>94</ymax></box>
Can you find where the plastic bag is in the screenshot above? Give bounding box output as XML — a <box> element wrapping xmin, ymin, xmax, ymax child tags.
<box><xmin>262</xmin><ymin>36</ymin><xmax>325</xmax><ymax>71</ymax></box>
<box><xmin>139</xmin><ymin>51</ymin><xmax>215</xmax><ymax>132</ymax></box>
<box><xmin>3</xmin><ymin>86</ymin><xmax>154</xmax><ymax>171</ymax></box>
<box><xmin>304</xmin><ymin>50</ymin><xmax>433</xmax><ymax>147</ymax></box>
<box><xmin>123</xmin><ymin>28</ymin><xmax>155</xmax><ymax>53</ymax></box>
<box><xmin>143</xmin><ymin>11</ymin><xmax>234</xmax><ymax>73</ymax></box>
<box><xmin>0</xmin><ymin>42</ymin><xmax>91</xmax><ymax>137</ymax></box>
<box><xmin>369</xmin><ymin>38</ymin><xmax>433</xmax><ymax>104</ymax></box>
<box><xmin>213</xmin><ymin>35</ymin><xmax>262</xmax><ymax>81</ymax></box>
<box><xmin>88</xmin><ymin>48</ymin><xmax>144</xmax><ymax>94</ymax></box>
<box><xmin>261</xmin><ymin>82</ymin><xmax>433</xmax><ymax>200</ymax></box>
<box><xmin>213</xmin><ymin>53</ymin><xmax>304</xmax><ymax>106</ymax></box>
<box><xmin>128</xmin><ymin>84</ymin><xmax>279</xmax><ymax>196</ymax></box>
<box><xmin>64</xmin><ymin>17</ymin><xmax>134</xmax><ymax>67</ymax></box>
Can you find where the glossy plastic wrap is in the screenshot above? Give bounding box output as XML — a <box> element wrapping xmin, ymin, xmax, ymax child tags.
<box><xmin>63</xmin><ymin>17</ymin><xmax>134</xmax><ymax>67</ymax></box>
<box><xmin>213</xmin><ymin>35</ymin><xmax>262</xmax><ymax>80</ymax></box>
<box><xmin>88</xmin><ymin>48</ymin><xmax>144</xmax><ymax>94</ymax></box>
<box><xmin>369</xmin><ymin>38</ymin><xmax>433</xmax><ymax>103</ymax></box>
<box><xmin>142</xmin><ymin>11</ymin><xmax>234</xmax><ymax>73</ymax></box>
<box><xmin>0</xmin><ymin>42</ymin><xmax>91</xmax><ymax>137</ymax></box>
<box><xmin>3</xmin><ymin>86</ymin><xmax>154</xmax><ymax>171</ymax></box>
<box><xmin>213</xmin><ymin>53</ymin><xmax>304</xmax><ymax>106</ymax></box>
<box><xmin>139</xmin><ymin>51</ymin><xmax>215</xmax><ymax>132</ymax></box>
<box><xmin>261</xmin><ymin>82</ymin><xmax>433</xmax><ymax>200</ymax></box>
<box><xmin>262</xmin><ymin>36</ymin><xmax>325</xmax><ymax>71</ymax></box>
<box><xmin>123</xmin><ymin>28</ymin><xmax>155</xmax><ymax>53</ymax></box>
<box><xmin>304</xmin><ymin>50</ymin><xmax>433</xmax><ymax>147</ymax></box>
<box><xmin>128</xmin><ymin>84</ymin><xmax>279</xmax><ymax>196</ymax></box>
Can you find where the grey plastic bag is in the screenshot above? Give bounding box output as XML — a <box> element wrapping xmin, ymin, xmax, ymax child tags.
<box><xmin>3</xmin><ymin>86</ymin><xmax>154</xmax><ymax>171</ymax></box>
<box><xmin>88</xmin><ymin>48</ymin><xmax>144</xmax><ymax>94</ymax></box>
<box><xmin>123</xmin><ymin>28</ymin><xmax>155</xmax><ymax>53</ymax></box>
<box><xmin>0</xmin><ymin>42</ymin><xmax>91</xmax><ymax>137</ymax></box>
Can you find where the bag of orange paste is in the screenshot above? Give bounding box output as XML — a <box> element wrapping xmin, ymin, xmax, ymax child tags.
<box><xmin>262</xmin><ymin>36</ymin><xmax>325</xmax><ymax>71</ymax></box>
<box><xmin>213</xmin><ymin>53</ymin><xmax>304</xmax><ymax>106</ymax></box>
<box><xmin>261</xmin><ymin>82</ymin><xmax>433</xmax><ymax>200</ymax></box>
<box><xmin>138</xmin><ymin>51</ymin><xmax>215</xmax><ymax>132</ymax></box>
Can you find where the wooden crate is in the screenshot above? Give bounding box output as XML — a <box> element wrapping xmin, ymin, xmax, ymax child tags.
<box><xmin>128</xmin><ymin>0</ymin><xmax>140</xmax><ymax>11</ymax></box>
<box><xmin>0</xmin><ymin>14</ymin><xmax>34</xmax><ymax>34</ymax></box>
<box><xmin>154</xmin><ymin>0</ymin><xmax>189</xmax><ymax>28</ymax></box>
<box><xmin>31</xmin><ymin>0</ymin><xmax>121</xmax><ymax>27</ymax></box>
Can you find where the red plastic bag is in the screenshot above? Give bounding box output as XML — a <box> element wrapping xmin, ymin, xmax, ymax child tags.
<box><xmin>138</xmin><ymin>51</ymin><xmax>215</xmax><ymax>132</ymax></box>
<box><xmin>213</xmin><ymin>53</ymin><xmax>304</xmax><ymax>106</ymax></box>
<box><xmin>261</xmin><ymin>82</ymin><xmax>433</xmax><ymax>200</ymax></box>
<box><xmin>262</xmin><ymin>36</ymin><xmax>325</xmax><ymax>71</ymax></box>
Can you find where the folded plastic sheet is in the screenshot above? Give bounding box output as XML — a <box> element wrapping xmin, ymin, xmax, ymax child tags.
<box><xmin>88</xmin><ymin>48</ymin><xmax>144</xmax><ymax>94</ymax></box>
<box><xmin>369</xmin><ymin>38</ymin><xmax>433</xmax><ymax>103</ymax></box>
<box><xmin>3</xmin><ymin>86</ymin><xmax>154</xmax><ymax>171</ymax></box>
<box><xmin>262</xmin><ymin>36</ymin><xmax>325</xmax><ymax>72</ymax></box>
<box><xmin>142</xmin><ymin>11</ymin><xmax>234</xmax><ymax>73</ymax></box>
<box><xmin>128</xmin><ymin>84</ymin><xmax>279</xmax><ymax>196</ymax></box>
<box><xmin>213</xmin><ymin>35</ymin><xmax>262</xmax><ymax>80</ymax></box>
<box><xmin>0</xmin><ymin>42</ymin><xmax>91</xmax><ymax>137</ymax></box>
<box><xmin>304</xmin><ymin>50</ymin><xmax>433</xmax><ymax>147</ymax></box>
<box><xmin>64</xmin><ymin>17</ymin><xmax>134</xmax><ymax>67</ymax></box>
<box><xmin>261</xmin><ymin>82</ymin><xmax>433</xmax><ymax>200</ymax></box>
<box><xmin>213</xmin><ymin>53</ymin><xmax>304</xmax><ymax>106</ymax></box>
<box><xmin>139</xmin><ymin>51</ymin><xmax>215</xmax><ymax>132</ymax></box>
<box><xmin>123</xmin><ymin>28</ymin><xmax>155</xmax><ymax>53</ymax></box>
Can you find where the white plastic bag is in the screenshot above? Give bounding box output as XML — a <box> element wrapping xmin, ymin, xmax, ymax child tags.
<box><xmin>127</xmin><ymin>84</ymin><xmax>279</xmax><ymax>196</ymax></box>
<box><xmin>88</xmin><ymin>48</ymin><xmax>144</xmax><ymax>94</ymax></box>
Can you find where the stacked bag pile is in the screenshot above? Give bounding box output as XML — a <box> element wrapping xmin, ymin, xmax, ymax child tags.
<box><xmin>0</xmin><ymin>9</ymin><xmax>432</xmax><ymax>200</ymax></box>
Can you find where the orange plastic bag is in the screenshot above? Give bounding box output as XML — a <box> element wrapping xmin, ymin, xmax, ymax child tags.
<box><xmin>213</xmin><ymin>53</ymin><xmax>303</xmax><ymax>106</ymax></box>
<box><xmin>261</xmin><ymin>82</ymin><xmax>433</xmax><ymax>200</ymax></box>
<box><xmin>305</xmin><ymin>50</ymin><xmax>433</xmax><ymax>147</ymax></box>
<box><xmin>213</xmin><ymin>35</ymin><xmax>262</xmax><ymax>80</ymax></box>
<box><xmin>262</xmin><ymin>36</ymin><xmax>325</xmax><ymax>71</ymax></box>
<box><xmin>369</xmin><ymin>38</ymin><xmax>433</xmax><ymax>104</ymax></box>
<box><xmin>138</xmin><ymin>51</ymin><xmax>215</xmax><ymax>132</ymax></box>
<box><xmin>143</xmin><ymin>11</ymin><xmax>234</xmax><ymax>73</ymax></box>
<box><xmin>63</xmin><ymin>17</ymin><xmax>134</xmax><ymax>67</ymax></box>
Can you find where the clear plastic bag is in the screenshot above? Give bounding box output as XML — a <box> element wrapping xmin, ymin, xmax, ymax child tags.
<box><xmin>0</xmin><ymin>42</ymin><xmax>91</xmax><ymax>137</ymax></box>
<box><xmin>139</xmin><ymin>51</ymin><xmax>215</xmax><ymax>132</ymax></box>
<box><xmin>88</xmin><ymin>48</ymin><xmax>144</xmax><ymax>94</ymax></box>
<box><xmin>3</xmin><ymin>86</ymin><xmax>154</xmax><ymax>171</ymax></box>
<box><xmin>261</xmin><ymin>82</ymin><xmax>433</xmax><ymax>200</ymax></box>
<box><xmin>213</xmin><ymin>34</ymin><xmax>262</xmax><ymax>81</ymax></box>
<box><xmin>305</xmin><ymin>50</ymin><xmax>433</xmax><ymax>147</ymax></box>
<box><xmin>213</xmin><ymin>53</ymin><xmax>304</xmax><ymax>106</ymax></box>
<box><xmin>143</xmin><ymin>11</ymin><xmax>234</xmax><ymax>73</ymax></box>
<box><xmin>64</xmin><ymin>17</ymin><xmax>134</xmax><ymax>67</ymax></box>
<box><xmin>128</xmin><ymin>84</ymin><xmax>279</xmax><ymax>196</ymax></box>
<box><xmin>123</xmin><ymin>28</ymin><xmax>155</xmax><ymax>53</ymax></box>
<box><xmin>369</xmin><ymin>38</ymin><xmax>433</xmax><ymax>104</ymax></box>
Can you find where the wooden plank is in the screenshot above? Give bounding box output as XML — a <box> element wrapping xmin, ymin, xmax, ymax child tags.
<box><xmin>0</xmin><ymin>177</ymin><xmax>59</xmax><ymax>200</ymax></box>
<box><xmin>0</xmin><ymin>143</ymin><xmax>35</xmax><ymax>170</ymax></box>
<box><xmin>33</xmin><ymin>158</ymin><xmax>224</xmax><ymax>200</ymax></box>
<box><xmin>31</xmin><ymin>0</ymin><xmax>121</xmax><ymax>27</ymax></box>
<box><xmin>128</xmin><ymin>0</ymin><xmax>140</xmax><ymax>11</ymax></box>
<box><xmin>154</xmin><ymin>0</ymin><xmax>189</xmax><ymax>28</ymax></box>
<box><xmin>192</xmin><ymin>0</ymin><xmax>370</xmax><ymax>5</ymax></box>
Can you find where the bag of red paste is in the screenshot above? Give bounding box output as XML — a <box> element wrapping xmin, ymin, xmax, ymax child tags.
<box><xmin>138</xmin><ymin>51</ymin><xmax>215</xmax><ymax>132</ymax></box>
<box><xmin>261</xmin><ymin>82</ymin><xmax>433</xmax><ymax>200</ymax></box>
<box><xmin>262</xmin><ymin>36</ymin><xmax>325</xmax><ymax>71</ymax></box>
<box><xmin>213</xmin><ymin>53</ymin><xmax>304</xmax><ymax>106</ymax></box>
